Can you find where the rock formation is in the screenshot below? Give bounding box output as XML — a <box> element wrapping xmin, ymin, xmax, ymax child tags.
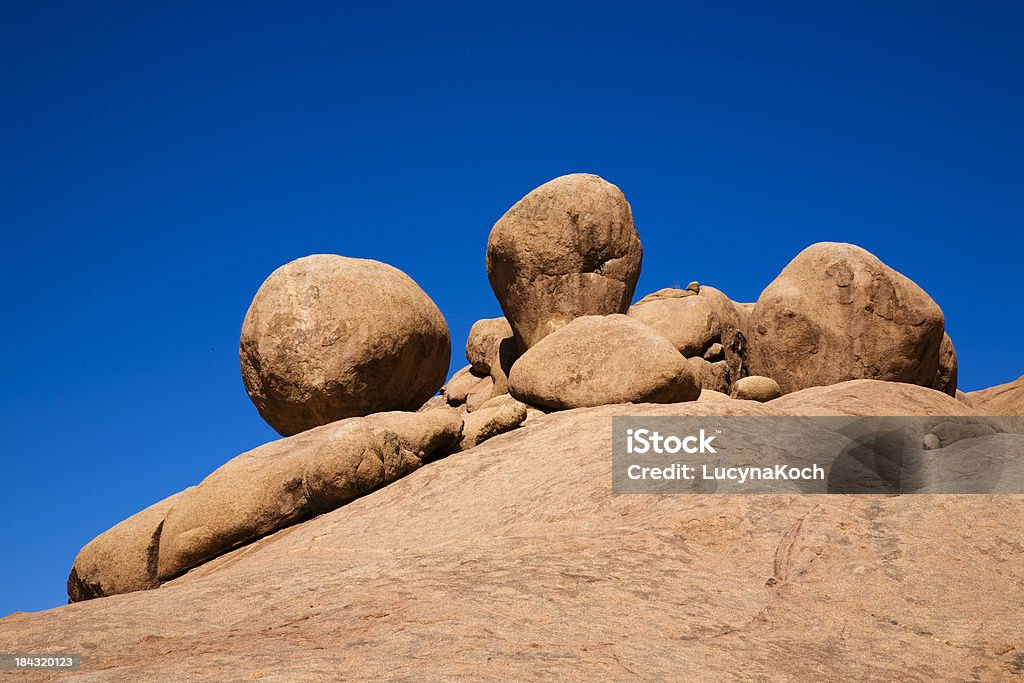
<box><xmin>240</xmin><ymin>254</ymin><xmax>451</xmax><ymax>436</ymax></box>
<box><xmin>486</xmin><ymin>174</ymin><xmax>642</xmax><ymax>352</ymax></box>
<box><xmin>507</xmin><ymin>314</ymin><xmax>701</xmax><ymax>410</ymax></box>
<box><xmin>8</xmin><ymin>398</ymin><xmax>1023</xmax><ymax>680</ymax></box>
<box><xmin>7</xmin><ymin>174</ymin><xmax>1024</xmax><ymax>680</ymax></box>
<box><xmin>968</xmin><ymin>375</ymin><xmax>1024</xmax><ymax>416</ymax></box>
<box><xmin>746</xmin><ymin>243</ymin><xmax>947</xmax><ymax>395</ymax></box>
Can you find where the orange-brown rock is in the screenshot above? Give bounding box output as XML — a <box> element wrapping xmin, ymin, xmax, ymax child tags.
<box><xmin>240</xmin><ymin>255</ymin><xmax>451</xmax><ymax>436</ymax></box>
<box><xmin>969</xmin><ymin>375</ymin><xmax>1024</xmax><ymax>416</ymax></box>
<box><xmin>487</xmin><ymin>174</ymin><xmax>642</xmax><ymax>351</ymax></box>
<box><xmin>4</xmin><ymin>400</ymin><xmax>1022</xmax><ymax>680</ymax></box>
<box><xmin>508</xmin><ymin>315</ymin><xmax>700</xmax><ymax>410</ymax></box>
<box><xmin>769</xmin><ymin>379</ymin><xmax>976</xmax><ymax>416</ymax></box>
<box><xmin>747</xmin><ymin>243</ymin><xmax>945</xmax><ymax>394</ymax></box>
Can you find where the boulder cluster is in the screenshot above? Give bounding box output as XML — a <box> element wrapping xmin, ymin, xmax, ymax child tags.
<box><xmin>69</xmin><ymin>171</ymin><xmax>1015</xmax><ymax>603</ymax></box>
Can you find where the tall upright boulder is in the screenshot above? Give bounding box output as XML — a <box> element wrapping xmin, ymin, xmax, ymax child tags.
<box><xmin>486</xmin><ymin>174</ymin><xmax>642</xmax><ymax>352</ymax></box>
<box><xmin>746</xmin><ymin>243</ymin><xmax>945</xmax><ymax>394</ymax></box>
<box><xmin>240</xmin><ymin>255</ymin><xmax>451</xmax><ymax>436</ymax></box>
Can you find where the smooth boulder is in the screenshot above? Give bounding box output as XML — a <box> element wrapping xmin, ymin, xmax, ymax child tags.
<box><xmin>156</xmin><ymin>410</ymin><xmax>462</xmax><ymax>583</ymax></box>
<box><xmin>240</xmin><ymin>254</ymin><xmax>451</xmax><ymax>436</ymax></box>
<box><xmin>731</xmin><ymin>376</ymin><xmax>782</xmax><ymax>402</ymax></box>
<box><xmin>487</xmin><ymin>174</ymin><xmax>642</xmax><ymax>352</ymax></box>
<box><xmin>508</xmin><ymin>314</ymin><xmax>700</xmax><ymax>410</ymax></box>
<box><xmin>747</xmin><ymin>243</ymin><xmax>945</xmax><ymax>394</ymax></box>
<box><xmin>67</xmin><ymin>489</ymin><xmax>192</xmax><ymax>602</ymax></box>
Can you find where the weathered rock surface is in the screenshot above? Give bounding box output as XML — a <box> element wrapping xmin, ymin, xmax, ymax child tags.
<box><xmin>628</xmin><ymin>285</ymin><xmax>742</xmax><ymax>359</ymax></box>
<box><xmin>465</xmin><ymin>317</ymin><xmax>513</xmax><ymax>375</ymax></box>
<box><xmin>931</xmin><ymin>332</ymin><xmax>958</xmax><ymax>396</ymax></box>
<box><xmin>458</xmin><ymin>394</ymin><xmax>528</xmax><ymax>451</ymax></box>
<box><xmin>487</xmin><ymin>174</ymin><xmax>642</xmax><ymax>351</ymax></box>
<box><xmin>240</xmin><ymin>255</ymin><xmax>451</xmax><ymax>436</ymax></box>
<box><xmin>769</xmin><ymin>379</ymin><xmax>976</xmax><ymax>417</ymax></box>
<box><xmin>5</xmin><ymin>400</ymin><xmax>1023</xmax><ymax>680</ymax></box>
<box><xmin>69</xmin><ymin>410</ymin><xmax>462</xmax><ymax>597</ymax></box>
<box><xmin>508</xmin><ymin>315</ymin><xmax>700</xmax><ymax>410</ymax></box>
<box><xmin>969</xmin><ymin>375</ymin><xmax>1024</xmax><ymax>416</ymax></box>
<box><xmin>686</xmin><ymin>356</ymin><xmax>729</xmax><ymax>394</ymax></box>
<box><xmin>67</xmin><ymin>489</ymin><xmax>192</xmax><ymax>603</ymax></box>
<box><xmin>747</xmin><ymin>243</ymin><xmax>946</xmax><ymax>394</ymax></box>
<box><xmin>731</xmin><ymin>375</ymin><xmax>782</xmax><ymax>402</ymax></box>
<box><xmin>440</xmin><ymin>365</ymin><xmax>486</xmax><ymax>406</ymax></box>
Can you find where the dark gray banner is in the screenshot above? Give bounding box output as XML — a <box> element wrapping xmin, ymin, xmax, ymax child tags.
<box><xmin>611</xmin><ymin>416</ymin><xmax>1024</xmax><ymax>494</ymax></box>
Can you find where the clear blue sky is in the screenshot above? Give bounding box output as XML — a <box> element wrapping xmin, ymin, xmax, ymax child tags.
<box><xmin>1</xmin><ymin>2</ymin><xmax>1021</xmax><ymax>616</ymax></box>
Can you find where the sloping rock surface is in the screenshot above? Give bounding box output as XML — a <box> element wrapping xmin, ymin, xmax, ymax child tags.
<box><xmin>968</xmin><ymin>375</ymin><xmax>1024</xmax><ymax>416</ymax></box>
<box><xmin>2</xmin><ymin>397</ymin><xmax>1022</xmax><ymax>681</ymax></box>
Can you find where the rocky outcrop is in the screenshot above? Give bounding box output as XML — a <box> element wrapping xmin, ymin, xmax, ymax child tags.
<box><xmin>8</xmin><ymin>400</ymin><xmax>1024</xmax><ymax>680</ymax></box>
<box><xmin>968</xmin><ymin>375</ymin><xmax>1024</xmax><ymax>416</ymax></box>
<box><xmin>486</xmin><ymin>174</ymin><xmax>642</xmax><ymax>352</ymax></box>
<box><xmin>508</xmin><ymin>315</ymin><xmax>700</xmax><ymax>410</ymax></box>
<box><xmin>69</xmin><ymin>410</ymin><xmax>463</xmax><ymax>597</ymax></box>
<box><xmin>769</xmin><ymin>379</ymin><xmax>975</xmax><ymax>416</ymax></box>
<box><xmin>240</xmin><ymin>255</ymin><xmax>451</xmax><ymax>436</ymax></box>
<box><xmin>747</xmin><ymin>243</ymin><xmax>946</xmax><ymax>395</ymax></box>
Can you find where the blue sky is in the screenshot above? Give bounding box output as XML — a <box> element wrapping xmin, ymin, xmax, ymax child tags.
<box><xmin>1</xmin><ymin>1</ymin><xmax>1021</xmax><ymax>615</ymax></box>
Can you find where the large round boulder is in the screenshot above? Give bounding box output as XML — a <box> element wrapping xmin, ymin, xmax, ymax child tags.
<box><xmin>486</xmin><ymin>174</ymin><xmax>642</xmax><ymax>352</ymax></box>
<box><xmin>508</xmin><ymin>314</ymin><xmax>700</xmax><ymax>410</ymax></box>
<box><xmin>240</xmin><ymin>255</ymin><xmax>451</xmax><ymax>436</ymax></box>
<box><xmin>746</xmin><ymin>243</ymin><xmax>945</xmax><ymax>394</ymax></box>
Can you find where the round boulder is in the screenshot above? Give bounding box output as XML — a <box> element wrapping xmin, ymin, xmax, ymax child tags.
<box><xmin>486</xmin><ymin>174</ymin><xmax>642</xmax><ymax>352</ymax></box>
<box><xmin>746</xmin><ymin>243</ymin><xmax>945</xmax><ymax>394</ymax></box>
<box><xmin>508</xmin><ymin>314</ymin><xmax>700</xmax><ymax>410</ymax></box>
<box><xmin>730</xmin><ymin>376</ymin><xmax>782</xmax><ymax>402</ymax></box>
<box><xmin>240</xmin><ymin>255</ymin><xmax>451</xmax><ymax>436</ymax></box>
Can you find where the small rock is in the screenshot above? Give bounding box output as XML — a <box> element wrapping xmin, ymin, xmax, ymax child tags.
<box><xmin>459</xmin><ymin>396</ymin><xmax>528</xmax><ymax>451</ymax></box>
<box><xmin>686</xmin><ymin>281</ymin><xmax>700</xmax><ymax>293</ymax></box>
<box><xmin>703</xmin><ymin>343</ymin><xmax>725</xmax><ymax>361</ymax></box>
<box><xmin>464</xmin><ymin>375</ymin><xmax>497</xmax><ymax>412</ymax></box>
<box><xmin>922</xmin><ymin>434</ymin><xmax>941</xmax><ymax>450</ymax></box>
<box><xmin>442</xmin><ymin>366</ymin><xmax>489</xmax><ymax>405</ymax></box>
<box><xmin>731</xmin><ymin>376</ymin><xmax>782</xmax><ymax>402</ymax></box>
<box><xmin>466</xmin><ymin>317</ymin><xmax>513</xmax><ymax>375</ymax></box>
<box><xmin>634</xmin><ymin>288</ymin><xmax>695</xmax><ymax>305</ymax></box>
<box><xmin>686</xmin><ymin>356</ymin><xmax>729</xmax><ymax>394</ymax></box>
